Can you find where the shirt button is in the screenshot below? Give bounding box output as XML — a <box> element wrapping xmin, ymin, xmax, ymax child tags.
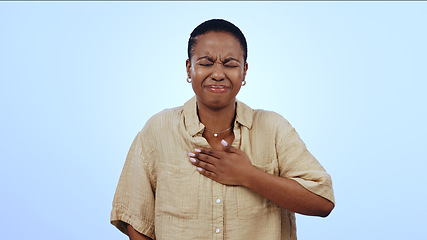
<box><xmin>216</xmin><ymin>228</ymin><xmax>220</xmax><ymax>233</ymax></box>
<box><xmin>216</xmin><ymin>198</ymin><xmax>221</xmax><ymax>203</ymax></box>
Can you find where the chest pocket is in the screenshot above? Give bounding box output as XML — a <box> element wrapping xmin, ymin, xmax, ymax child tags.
<box><xmin>155</xmin><ymin>163</ymin><xmax>200</xmax><ymax>219</ymax></box>
<box><xmin>237</xmin><ymin>160</ymin><xmax>280</xmax><ymax>220</ymax></box>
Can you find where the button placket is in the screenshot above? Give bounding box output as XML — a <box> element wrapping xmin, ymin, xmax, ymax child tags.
<box><xmin>212</xmin><ymin>183</ymin><xmax>224</xmax><ymax>239</ymax></box>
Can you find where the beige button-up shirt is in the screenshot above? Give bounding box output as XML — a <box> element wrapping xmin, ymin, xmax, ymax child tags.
<box><xmin>111</xmin><ymin>96</ymin><xmax>335</xmax><ymax>240</ymax></box>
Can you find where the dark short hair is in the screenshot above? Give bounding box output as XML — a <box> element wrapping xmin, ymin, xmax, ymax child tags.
<box><xmin>188</xmin><ymin>19</ymin><xmax>248</xmax><ymax>62</ymax></box>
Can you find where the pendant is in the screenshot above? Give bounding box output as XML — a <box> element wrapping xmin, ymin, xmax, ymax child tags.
<box><xmin>214</xmin><ymin>133</ymin><xmax>218</xmax><ymax>137</ymax></box>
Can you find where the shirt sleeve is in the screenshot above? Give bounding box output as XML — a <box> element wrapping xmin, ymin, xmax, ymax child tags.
<box><xmin>110</xmin><ymin>131</ymin><xmax>156</xmax><ymax>239</ymax></box>
<box><xmin>276</xmin><ymin>116</ymin><xmax>335</xmax><ymax>205</ymax></box>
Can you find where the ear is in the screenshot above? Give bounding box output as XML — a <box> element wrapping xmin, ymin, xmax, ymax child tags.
<box><xmin>243</xmin><ymin>62</ymin><xmax>248</xmax><ymax>80</ymax></box>
<box><xmin>186</xmin><ymin>59</ymin><xmax>192</xmax><ymax>78</ymax></box>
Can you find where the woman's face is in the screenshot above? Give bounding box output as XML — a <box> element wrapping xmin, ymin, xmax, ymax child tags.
<box><xmin>186</xmin><ymin>31</ymin><xmax>248</xmax><ymax>110</ymax></box>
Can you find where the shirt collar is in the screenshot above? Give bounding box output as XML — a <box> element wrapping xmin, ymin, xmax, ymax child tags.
<box><xmin>183</xmin><ymin>96</ymin><xmax>253</xmax><ymax>137</ymax></box>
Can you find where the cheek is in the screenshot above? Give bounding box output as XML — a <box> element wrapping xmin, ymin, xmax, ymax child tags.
<box><xmin>226</xmin><ymin>69</ymin><xmax>245</xmax><ymax>81</ymax></box>
<box><xmin>192</xmin><ymin>67</ymin><xmax>210</xmax><ymax>79</ymax></box>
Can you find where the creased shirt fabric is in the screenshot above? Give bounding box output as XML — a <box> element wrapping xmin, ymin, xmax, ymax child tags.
<box><xmin>111</xmin><ymin>96</ymin><xmax>335</xmax><ymax>240</ymax></box>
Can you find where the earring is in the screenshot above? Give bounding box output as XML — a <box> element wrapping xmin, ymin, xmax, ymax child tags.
<box><xmin>187</xmin><ymin>77</ymin><xmax>192</xmax><ymax>83</ymax></box>
<box><xmin>242</xmin><ymin>80</ymin><xmax>246</xmax><ymax>86</ymax></box>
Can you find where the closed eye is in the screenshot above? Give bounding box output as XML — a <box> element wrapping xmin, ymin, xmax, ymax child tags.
<box><xmin>224</xmin><ymin>58</ymin><xmax>240</xmax><ymax>68</ymax></box>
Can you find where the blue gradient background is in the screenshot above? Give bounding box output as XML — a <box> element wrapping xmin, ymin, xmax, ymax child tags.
<box><xmin>1</xmin><ymin>2</ymin><xmax>426</xmax><ymax>239</ymax></box>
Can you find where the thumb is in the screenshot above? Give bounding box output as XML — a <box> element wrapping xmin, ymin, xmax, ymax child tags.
<box><xmin>221</xmin><ymin>139</ymin><xmax>237</xmax><ymax>153</ymax></box>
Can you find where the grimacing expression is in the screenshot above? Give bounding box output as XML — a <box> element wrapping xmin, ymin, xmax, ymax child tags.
<box><xmin>186</xmin><ymin>31</ymin><xmax>248</xmax><ymax>110</ymax></box>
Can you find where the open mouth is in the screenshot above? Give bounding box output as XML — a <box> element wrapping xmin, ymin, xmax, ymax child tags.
<box><xmin>205</xmin><ymin>85</ymin><xmax>230</xmax><ymax>93</ymax></box>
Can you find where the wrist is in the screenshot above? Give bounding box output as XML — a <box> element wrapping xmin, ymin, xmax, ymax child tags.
<box><xmin>241</xmin><ymin>165</ymin><xmax>260</xmax><ymax>188</ymax></box>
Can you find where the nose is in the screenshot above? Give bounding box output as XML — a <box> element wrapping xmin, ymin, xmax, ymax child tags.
<box><xmin>211</xmin><ymin>62</ymin><xmax>225</xmax><ymax>81</ymax></box>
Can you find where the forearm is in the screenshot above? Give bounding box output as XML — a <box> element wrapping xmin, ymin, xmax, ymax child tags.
<box><xmin>243</xmin><ymin>167</ymin><xmax>334</xmax><ymax>217</ymax></box>
<box><xmin>127</xmin><ymin>224</ymin><xmax>152</xmax><ymax>240</ymax></box>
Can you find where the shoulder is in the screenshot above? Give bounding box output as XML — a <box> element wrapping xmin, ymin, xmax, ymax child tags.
<box><xmin>253</xmin><ymin>109</ymin><xmax>287</xmax><ymax>122</ymax></box>
<box><xmin>143</xmin><ymin>105</ymin><xmax>184</xmax><ymax>131</ymax></box>
<box><xmin>252</xmin><ymin>109</ymin><xmax>292</xmax><ymax>131</ymax></box>
<box><xmin>134</xmin><ymin>105</ymin><xmax>184</xmax><ymax>146</ymax></box>
<box><xmin>236</xmin><ymin>100</ymin><xmax>293</xmax><ymax>133</ymax></box>
<box><xmin>134</xmin><ymin>105</ymin><xmax>184</xmax><ymax>152</ymax></box>
<box><xmin>246</xmin><ymin>108</ymin><xmax>294</xmax><ymax>143</ymax></box>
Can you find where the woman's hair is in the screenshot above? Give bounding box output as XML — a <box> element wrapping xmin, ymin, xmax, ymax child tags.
<box><xmin>188</xmin><ymin>19</ymin><xmax>247</xmax><ymax>62</ymax></box>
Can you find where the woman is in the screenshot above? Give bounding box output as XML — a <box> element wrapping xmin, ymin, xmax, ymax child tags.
<box><xmin>111</xmin><ymin>19</ymin><xmax>335</xmax><ymax>240</ymax></box>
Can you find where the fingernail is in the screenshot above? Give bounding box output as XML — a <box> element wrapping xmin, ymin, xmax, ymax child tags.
<box><xmin>197</xmin><ymin>167</ymin><xmax>203</xmax><ymax>172</ymax></box>
<box><xmin>221</xmin><ymin>139</ymin><xmax>228</xmax><ymax>146</ymax></box>
<box><xmin>189</xmin><ymin>158</ymin><xmax>196</xmax><ymax>163</ymax></box>
<box><xmin>194</xmin><ymin>148</ymin><xmax>201</xmax><ymax>152</ymax></box>
<box><xmin>189</xmin><ymin>152</ymin><xmax>195</xmax><ymax>157</ymax></box>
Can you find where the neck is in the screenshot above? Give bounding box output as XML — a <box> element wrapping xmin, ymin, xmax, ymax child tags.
<box><xmin>197</xmin><ymin>101</ymin><xmax>236</xmax><ymax>133</ymax></box>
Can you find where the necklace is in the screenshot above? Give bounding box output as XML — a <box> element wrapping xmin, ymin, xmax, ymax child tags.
<box><xmin>204</xmin><ymin>126</ymin><xmax>233</xmax><ymax>137</ymax></box>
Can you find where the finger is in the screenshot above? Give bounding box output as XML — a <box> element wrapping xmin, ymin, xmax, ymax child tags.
<box><xmin>189</xmin><ymin>157</ymin><xmax>216</xmax><ymax>172</ymax></box>
<box><xmin>194</xmin><ymin>147</ymin><xmax>223</xmax><ymax>159</ymax></box>
<box><xmin>220</xmin><ymin>139</ymin><xmax>238</xmax><ymax>153</ymax></box>
<box><xmin>189</xmin><ymin>152</ymin><xmax>218</xmax><ymax>165</ymax></box>
<box><xmin>196</xmin><ymin>167</ymin><xmax>217</xmax><ymax>181</ymax></box>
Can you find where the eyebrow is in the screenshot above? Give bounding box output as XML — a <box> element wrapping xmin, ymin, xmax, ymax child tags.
<box><xmin>197</xmin><ymin>56</ymin><xmax>214</xmax><ymax>62</ymax></box>
<box><xmin>223</xmin><ymin>58</ymin><xmax>240</xmax><ymax>64</ymax></box>
<box><xmin>197</xmin><ymin>56</ymin><xmax>240</xmax><ymax>63</ymax></box>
